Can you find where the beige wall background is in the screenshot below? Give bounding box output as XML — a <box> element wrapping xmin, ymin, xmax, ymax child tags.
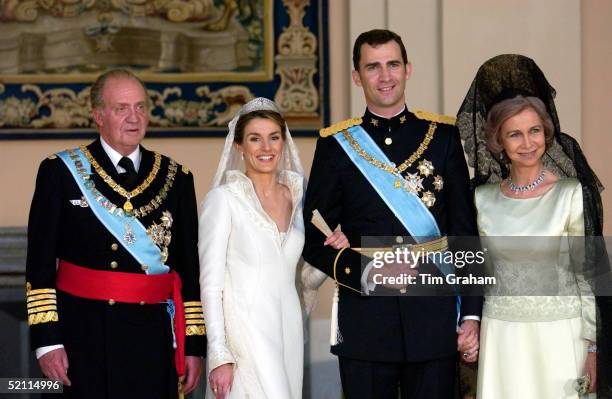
<box><xmin>582</xmin><ymin>0</ymin><xmax>612</xmax><ymax>236</ymax></box>
<box><xmin>1</xmin><ymin>0</ymin><xmax>610</xmax><ymax>229</ymax></box>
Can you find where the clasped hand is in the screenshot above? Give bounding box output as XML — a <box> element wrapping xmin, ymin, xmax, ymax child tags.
<box><xmin>457</xmin><ymin>319</ymin><xmax>479</xmax><ymax>363</ymax></box>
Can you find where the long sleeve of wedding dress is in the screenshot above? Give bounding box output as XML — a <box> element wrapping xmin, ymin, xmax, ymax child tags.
<box><xmin>199</xmin><ymin>188</ymin><xmax>236</xmax><ymax>371</ymax></box>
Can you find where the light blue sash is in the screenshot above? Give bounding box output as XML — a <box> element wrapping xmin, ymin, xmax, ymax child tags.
<box><xmin>334</xmin><ymin>126</ymin><xmax>461</xmax><ymax>319</ymax></box>
<box><xmin>57</xmin><ymin>148</ymin><xmax>169</xmax><ymax>275</ymax></box>
<box><xmin>335</xmin><ymin>125</ymin><xmax>441</xmax><ymax>242</ymax></box>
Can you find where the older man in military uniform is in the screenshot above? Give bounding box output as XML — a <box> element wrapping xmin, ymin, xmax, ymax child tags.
<box><xmin>303</xmin><ymin>30</ymin><xmax>482</xmax><ymax>398</ymax></box>
<box><xmin>26</xmin><ymin>69</ymin><xmax>205</xmax><ymax>398</ymax></box>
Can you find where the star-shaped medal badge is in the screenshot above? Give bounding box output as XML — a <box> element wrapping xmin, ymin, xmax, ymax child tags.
<box><xmin>147</xmin><ymin>222</ymin><xmax>166</xmax><ymax>246</ymax></box>
<box><xmin>161</xmin><ymin>211</ymin><xmax>173</xmax><ymax>228</ymax></box>
<box><xmin>123</xmin><ymin>223</ymin><xmax>137</xmax><ymax>245</ymax></box>
<box><xmin>417</xmin><ymin>159</ymin><xmax>435</xmax><ymax>177</ymax></box>
<box><xmin>433</xmin><ymin>175</ymin><xmax>444</xmax><ymax>191</ymax></box>
<box><xmin>404</xmin><ymin>172</ymin><xmax>424</xmax><ymax>193</ymax></box>
<box><xmin>421</xmin><ymin>191</ymin><xmax>436</xmax><ymax>208</ymax></box>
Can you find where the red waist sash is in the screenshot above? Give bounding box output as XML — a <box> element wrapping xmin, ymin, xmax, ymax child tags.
<box><xmin>56</xmin><ymin>260</ymin><xmax>186</xmax><ymax>377</ymax></box>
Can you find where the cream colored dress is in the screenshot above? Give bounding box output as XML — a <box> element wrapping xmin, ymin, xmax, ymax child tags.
<box><xmin>198</xmin><ymin>170</ymin><xmax>305</xmax><ymax>399</ymax></box>
<box><xmin>475</xmin><ymin>178</ymin><xmax>596</xmax><ymax>399</ymax></box>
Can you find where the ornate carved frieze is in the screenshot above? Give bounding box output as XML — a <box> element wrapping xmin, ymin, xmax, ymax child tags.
<box><xmin>273</xmin><ymin>0</ymin><xmax>318</xmax><ymax>117</ymax></box>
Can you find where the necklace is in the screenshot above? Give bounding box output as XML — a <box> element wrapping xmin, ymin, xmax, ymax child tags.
<box><xmin>81</xmin><ymin>146</ymin><xmax>161</xmax><ymax>213</ymax></box>
<box><xmin>507</xmin><ymin>169</ymin><xmax>545</xmax><ymax>193</ymax></box>
<box><xmin>132</xmin><ymin>160</ymin><xmax>177</xmax><ymax>218</ymax></box>
<box><xmin>342</xmin><ymin>122</ymin><xmax>437</xmax><ymax>188</ymax></box>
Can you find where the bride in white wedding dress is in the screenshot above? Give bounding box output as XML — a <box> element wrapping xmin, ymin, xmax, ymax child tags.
<box><xmin>198</xmin><ymin>98</ymin><xmax>347</xmax><ymax>399</ymax></box>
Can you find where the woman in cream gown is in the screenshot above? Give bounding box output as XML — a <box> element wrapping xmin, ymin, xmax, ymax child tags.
<box><xmin>475</xmin><ymin>177</ymin><xmax>595</xmax><ymax>399</ymax></box>
<box><xmin>456</xmin><ymin>55</ymin><xmax>606</xmax><ymax>399</ymax></box>
<box><xmin>198</xmin><ymin>98</ymin><xmax>345</xmax><ymax>399</ymax></box>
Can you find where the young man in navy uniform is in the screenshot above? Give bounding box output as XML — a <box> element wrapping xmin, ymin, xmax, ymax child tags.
<box><xmin>303</xmin><ymin>29</ymin><xmax>481</xmax><ymax>398</ymax></box>
<box><xmin>26</xmin><ymin>69</ymin><xmax>205</xmax><ymax>398</ymax></box>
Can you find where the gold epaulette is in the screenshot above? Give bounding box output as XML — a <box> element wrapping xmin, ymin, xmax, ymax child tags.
<box><xmin>413</xmin><ymin>109</ymin><xmax>456</xmax><ymax>125</ymax></box>
<box><xmin>47</xmin><ymin>154</ymin><xmax>57</xmax><ymax>160</ymax></box>
<box><xmin>319</xmin><ymin>117</ymin><xmax>363</xmax><ymax>137</ymax></box>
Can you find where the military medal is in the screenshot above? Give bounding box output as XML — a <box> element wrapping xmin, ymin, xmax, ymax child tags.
<box><xmin>433</xmin><ymin>175</ymin><xmax>444</xmax><ymax>191</ymax></box>
<box><xmin>123</xmin><ymin>223</ymin><xmax>136</xmax><ymax>245</ymax></box>
<box><xmin>417</xmin><ymin>159</ymin><xmax>435</xmax><ymax>177</ymax></box>
<box><xmin>404</xmin><ymin>172</ymin><xmax>424</xmax><ymax>193</ymax></box>
<box><xmin>123</xmin><ymin>197</ymin><xmax>134</xmax><ymax>213</ymax></box>
<box><xmin>146</xmin><ymin>211</ymin><xmax>173</xmax><ymax>264</ymax></box>
<box><xmin>80</xmin><ymin>196</ymin><xmax>89</xmax><ymax>208</ymax></box>
<box><xmin>421</xmin><ymin>191</ymin><xmax>436</xmax><ymax>208</ymax></box>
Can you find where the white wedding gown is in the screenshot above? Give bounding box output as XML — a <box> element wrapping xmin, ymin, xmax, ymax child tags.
<box><xmin>199</xmin><ymin>170</ymin><xmax>305</xmax><ymax>399</ymax></box>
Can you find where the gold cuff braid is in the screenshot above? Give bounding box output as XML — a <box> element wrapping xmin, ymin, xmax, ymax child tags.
<box><xmin>28</xmin><ymin>311</ymin><xmax>58</xmax><ymax>326</ymax></box>
<box><xmin>186</xmin><ymin>325</ymin><xmax>206</xmax><ymax>336</ymax></box>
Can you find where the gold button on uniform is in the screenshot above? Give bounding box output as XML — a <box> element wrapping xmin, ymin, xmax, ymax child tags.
<box><xmin>384</xmin><ymin>137</ymin><xmax>393</xmax><ymax>145</ymax></box>
<box><xmin>108</xmin><ymin>299</ymin><xmax>115</xmax><ymax>305</ymax></box>
<box><xmin>110</xmin><ymin>261</ymin><xmax>118</xmax><ymax>269</ymax></box>
<box><xmin>111</xmin><ymin>243</ymin><xmax>119</xmax><ymax>251</ymax></box>
<box><xmin>395</xmin><ymin>236</ymin><xmax>404</xmax><ymax>244</ymax></box>
<box><xmin>344</xmin><ymin>267</ymin><xmax>351</xmax><ymax>275</ymax></box>
<box><xmin>141</xmin><ymin>264</ymin><xmax>149</xmax><ymax>271</ymax></box>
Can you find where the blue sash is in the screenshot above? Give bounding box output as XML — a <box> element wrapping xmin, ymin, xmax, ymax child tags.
<box><xmin>57</xmin><ymin>148</ymin><xmax>169</xmax><ymax>275</ymax></box>
<box><xmin>335</xmin><ymin>125</ymin><xmax>441</xmax><ymax>241</ymax></box>
<box><xmin>334</xmin><ymin>125</ymin><xmax>461</xmax><ymax>319</ymax></box>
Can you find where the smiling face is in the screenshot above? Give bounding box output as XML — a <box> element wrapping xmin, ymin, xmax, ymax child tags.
<box><xmin>499</xmin><ymin>107</ymin><xmax>546</xmax><ymax>168</ymax></box>
<box><xmin>351</xmin><ymin>41</ymin><xmax>411</xmax><ymax>116</ymax></box>
<box><xmin>92</xmin><ymin>76</ymin><xmax>149</xmax><ymax>156</ymax></box>
<box><xmin>235</xmin><ymin>117</ymin><xmax>285</xmax><ymax>176</ymax></box>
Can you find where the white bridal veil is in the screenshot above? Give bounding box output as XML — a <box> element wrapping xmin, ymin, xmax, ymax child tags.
<box><xmin>210</xmin><ymin>97</ymin><xmax>305</xmax><ymax>188</ymax></box>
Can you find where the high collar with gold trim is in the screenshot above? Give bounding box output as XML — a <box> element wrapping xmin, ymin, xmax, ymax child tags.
<box><xmin>362</xmin><ymin>107</ymin><xmax>413</xmax><ymax>133</ymax></box>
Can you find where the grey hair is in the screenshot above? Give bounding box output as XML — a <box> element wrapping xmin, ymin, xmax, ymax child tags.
<box><xmin>90</xmin><ymin>69</ymin><xmax>147</xmax><ymax>110</ymax></box>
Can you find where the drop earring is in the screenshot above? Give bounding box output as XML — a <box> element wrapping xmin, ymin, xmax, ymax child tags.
<box><xmin>241</xmin><ymin>152</ymin><xmax>244</xmax><ymax>161</ymax></box>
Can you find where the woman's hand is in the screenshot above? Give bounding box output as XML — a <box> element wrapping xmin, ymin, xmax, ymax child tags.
<box><xmin>324</xmin><ymin>231</ymin><xmax>350</xmax><ymax>249</ymax></box>
<box><xmin>457</xmin><ymin>320</ymin><xmax>480</xmax><ymax>363</ymax></box>
<box><xmin>583</xmin><ymin>350</ymin><xmax>597</xmax><ymax>393</ymax></box>
<box><xmin>209</xmin><ymin>363</ymin><xmax>234</xmax><ymax>398</ymax></box>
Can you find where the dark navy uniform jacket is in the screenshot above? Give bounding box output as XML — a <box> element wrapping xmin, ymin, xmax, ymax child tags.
<box><xmin>26</xmin><ymin>139</ymin><xmax>206</xmax><ymax>398</ymax></box>
<box><xmin>303</xmin><ymin>108</ymin><xmax>482</xmax><ymax>362</ymax></box>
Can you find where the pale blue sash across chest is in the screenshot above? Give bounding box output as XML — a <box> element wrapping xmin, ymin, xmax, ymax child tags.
<box><xmin>57</xmin><ymin>148</ymin><xmax>169</xmax><ymax>275</ymax></box>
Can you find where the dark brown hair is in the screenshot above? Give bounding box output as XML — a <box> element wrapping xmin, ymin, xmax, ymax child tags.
<box><xmin>485</xmin><ymin>95</ymin><xmax>555</xmax><ymax>158</ymax></box>
<box><xmin>90</xmin><ymin>69</ymin><xmax>147</xmax><ymax>110</ymax></box>
<box><xmin>352</xmin><ymin>29</ymin><xmax>408</xmax><ymax>70</ymax></box>
<box><xmin>234</xmin><ymin>110</ymin><xmax>287</xmax><ymax>144</ymax></box>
